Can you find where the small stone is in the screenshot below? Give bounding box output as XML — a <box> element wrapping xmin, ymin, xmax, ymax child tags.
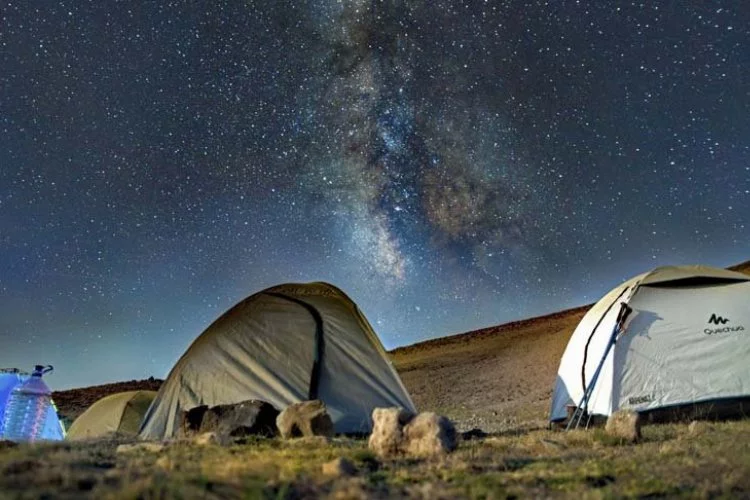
<box><xmin>368</xmin><ymin>407</ymin><xmax>414</xmax><ymax>458</ymax></box>
<box><xmin>539</xmin><ymin>438</ymin><xmax>567</xmax><ymax>451</ymax></box>
<box><xmin>322</xmin><ymin>457</ymin><xmax>357</xmax><ymax>478</ymax></box>
<box><xmin>605</xmin><ymin>410</ymin><xmax>642</xmax><ymax>443</ymax></box>
<box><xmin>0</xmin><ymin>440</ymin><xmax>18</xmax><ymax>450</ymax></box>
<box><xmin>403</xmin><ymin>412</ymin><xmax>457</xmax><ymax>457</ymax></box>
<box><xmin>116</xmin><ymin>442</ymin><xmax>165</xmax><ymax>454</ymax></box>
<box><xmin>688</xmin><ymin>420</ymin><xmax>710</xmax><ymax>437</ymax></box>
<box><xmin>276</xmin><ymin>400</ymin><xmax>334</xmax><ymax>439</ymax></box>
<box><xmin>155</xmin><ymin>455</ymin><xmax>173</xmax><ymax>470</ymax></box>
<box><xmin>193</xmin><ymin>432</ymin><xmax>227</xmax><ymax>446</ymax></box>
<box><xmin>461</xmin><ymin>428</ymin><xmax>488</xmax><ymax>441</ymax></box>
<box><xmin>330</xmin><ymin>478</ymin><xmax>370</xmax><ymax>500</ymax></box>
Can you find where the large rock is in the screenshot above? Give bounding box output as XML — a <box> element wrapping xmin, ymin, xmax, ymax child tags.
<box><xmin>368</xmin><ymin>407</ymin><xmax>414</xmax><ymax>458</ymax></box>
<box><xmin>180</xmin><ymin>405</ymin><xmax>209</xmax><ymax>437</ymax></box>
<box><xmin>276</xmin><ymin>400</ymin><xmax>334</xmax><ymax>439</ymax></box>
<box><xmin>403</xmin><ymin>412</ymin><xmax>457</xmax><ymax>457</ymax></box>
<box><xmin>605</xmin><ymin>410</ymin><xmax>642</xmax><ymax>443</ymax></box>
<box><xmin>180</xmin><ymin>400</ymin><xmax>279</xmax><ymax>439</ymax></box>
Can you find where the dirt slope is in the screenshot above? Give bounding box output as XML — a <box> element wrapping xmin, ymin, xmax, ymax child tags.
<box><xmin>54</xmin><ymin>260</ymin><xmax>750</xmax><ymax>432</ymax></box>
<box><xmin>391</xmin><ymin>306</ymin><xmax>589</xmax><ymax>431</ymax></box>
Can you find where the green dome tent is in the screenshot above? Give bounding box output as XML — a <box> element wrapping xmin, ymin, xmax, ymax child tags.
<box><xmin>67</xmin><ymin>390</ymin><xmax>157</xmax><ymax>440</ymax></box>
<box><xmin>139</xmin><ymin>282</ymin><xmax>416</xmax><ymax>439</ymax></box>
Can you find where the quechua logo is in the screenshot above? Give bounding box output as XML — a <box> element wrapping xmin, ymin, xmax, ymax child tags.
<box><xmin>708</xmin><ymin>314</ymin><xmax>729</xmax><ymax>325</ymax></box>
<box><xmin>705</xmin><ymin>313</ymin><xmax>744</xmax><ymax>335</ymax></box>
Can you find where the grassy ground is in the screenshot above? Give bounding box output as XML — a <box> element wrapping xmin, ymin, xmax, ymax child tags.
<box><xmin>2</xmin><ymin>419</ymin><xmax>750</xmax><ymax>499</ymax></box>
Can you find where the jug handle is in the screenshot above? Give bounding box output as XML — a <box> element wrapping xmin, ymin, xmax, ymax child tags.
<box><xmin>42</xmin><ymin>365</ymin><xmax>53</xmax><ymax>375</ymax></box>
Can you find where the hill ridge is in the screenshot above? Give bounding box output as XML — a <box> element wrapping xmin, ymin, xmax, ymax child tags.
<box><xmin>392</xmin><ymin>259</ymin><xmax>750</xmax><ymax>356</ymax></box>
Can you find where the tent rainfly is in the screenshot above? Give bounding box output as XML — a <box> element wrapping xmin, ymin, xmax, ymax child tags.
<box><xmin>550</xmin><ymin>265</ymin><xmax>750</xmax><ymax>424</ymax></box>
<box><xmin>139</xmin><ymin>282</ymin><xmax>416</xmax><ymax>439</ymax></box>
<box><xmin>0</xmin><ymin>368</ymin><xmax>66</xmax><ymax>441</ymax></box>
<box><xmin>66</xmin><ymin>390</ymin><xmax>157</xmax><ymax>440</ymax></box>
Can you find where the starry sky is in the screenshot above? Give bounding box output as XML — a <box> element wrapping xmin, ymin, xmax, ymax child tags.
<box><xmin>1</xmin><ymin>2</ymin><xmax>748</xmax><ymax>390</ymax></box>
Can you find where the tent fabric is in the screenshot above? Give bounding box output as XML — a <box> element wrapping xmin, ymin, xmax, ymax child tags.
<box><xmin>550</xmin><ymin>265</ymin><xmax>750</xmax><ymax>421</ymax></box>
<box><xmin>0</xmin><ymin>368</ymin><xmax>66</xmax><ymax>441</ymax></box>
<box><xmin>67</xmin><ymin>390</ymin><xmax>157</xmax><ymax>440</ymax></box>
<box><xmin>139</xmin><ymin>282</ymin><xmax>416</xmax><ymax>439</ymax></box>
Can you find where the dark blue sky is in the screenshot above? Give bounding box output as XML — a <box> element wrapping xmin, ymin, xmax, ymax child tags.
<box><xmin>1</xmin><ymin>1</ymin><xmax>748</xmax><ymax>389</ymax></box>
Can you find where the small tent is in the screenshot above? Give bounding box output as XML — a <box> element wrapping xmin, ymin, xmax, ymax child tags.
<box><xmin>0</xmin><ymin>368</ymin><xmax>66</xmax><ymax>440</ymax></box>
<box><xmin>66</xmin><ymin>390</ymin><xmax>157</xmax><ymax>440</ymax></box>
<box><xmin>550</xmin><ymin>265</ymin><xmax>750</xmax><ymax>424</ymax></box>
<box><xmin>139</xmin><ymin>282</ymin><xmax>416</xmax><ymax>439</ymax></box>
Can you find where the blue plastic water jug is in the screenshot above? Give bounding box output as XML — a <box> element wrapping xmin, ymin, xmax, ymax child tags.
<box><xmin>1</xmin><ymin>365</ymin><xmax>54</xmax><ymax>442</ymax></box>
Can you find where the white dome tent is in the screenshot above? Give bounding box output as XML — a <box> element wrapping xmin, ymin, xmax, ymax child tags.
<box><xmin>550</xmin><ymin>265</ymin><xmax>750</xmax><ymax>426</ymax></box>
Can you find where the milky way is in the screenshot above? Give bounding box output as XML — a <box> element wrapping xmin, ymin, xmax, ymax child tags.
<box><xmin>1</xmin><ymin>2</ymin><xmax>748</xmax><ymax>389</ymax></box>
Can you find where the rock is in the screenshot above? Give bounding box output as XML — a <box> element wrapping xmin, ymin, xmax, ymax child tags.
<box><xmin>539</xmin><ymin>438</ymin><xmax>567</xmax><ymax>451</ymax></box>
<box><xmin>0</xmin><ymin>440</ymin><xmax>18</xmax><ymax>450</ymax></box>
<box><xmin>403</xmin><ymin>412</ymin><xmax>457</xmax><ymax>457</ymax></box>
<box><xmin>203</xmin><ymin>400</ymin><xmax>279</xmax><ymax>438</ymax></box>
<box><xmin>688</xmin><ymin>420</ymin><xmax>710</xmax><ymax>437</ymax></box>
<box><xmin>605</xmin><ymin>410</ymin><xmax>642</xmax><ymax>443</ymax></box>
<box><xmin>116</xmin><ymin>442</ymin><xmax>165</xmax><ymax>454</ymax></box>
<box><xmin>276</xmin><ymin>400</ymin><xmax>334</xmax><ymax>439</ymax></box>
<box><xmin>180</xmin><ymin>400</ymin><xmax>279</xmax><ymax>439</ymax></box>
<box><xmin>330</xmin><ymin>478</ymin><xmax>370</xmax><ymax>500</ymax></box>
<box><xmin>321</xmin><ymin>457</ymin><xmax>356</xmax><ymax>478</ymax></box>
<box><xmin>461</xmin><ymin>428</ymin><xmax>488</xmax><ymax>441</ymax></box>
<box><xmin>180</xmin><ymin>405</ymin><xmax>209</xmax><ymax>437</ymax></box>
<box><xmin>192</xmin><ymin>432</ymin><xmax>228</xmax><ymax>446</ymax></box>
<box><xmin>155</xmin><ymin>455</ymin><xmax>173</xmax><ymax>470</ymax></box>
<box><xmin>368</xmin><ymin>407</ymin><xmax>414</xmax><ymax>458</ymax></box>
<box><xmin>288</xmin><ymin>435</ymin><xmax>331</xmax><ymax>447</ymax></box>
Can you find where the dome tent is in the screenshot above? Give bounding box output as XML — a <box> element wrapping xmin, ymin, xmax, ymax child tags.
<box><xmin>0</xmin><ymin>368</ymin><xmax>66</xmax><ymax>441</ymax></box>
<box><xmin>139</xmin><ymin>282</ymin><xmax>416</xmax><ymax>439</ymax></box>
<box><xmin>66</xmin><ymin>390</ymin><xmax>157</xmax><ymax>440</ymax></box>
<box><xmin>550</xmin><ymin>265</ymin><xmax>750</xmax><ymax>424</ymax></box>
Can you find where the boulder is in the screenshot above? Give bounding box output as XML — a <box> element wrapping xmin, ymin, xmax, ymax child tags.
<box><xmin>403</xmin><ymin>412</ymin><xmax>457</xmax><ymax>457</ymax></box>
<box><xmin>605</xmin><ymin>410</ymin><xmax>642</xmax><ymax>443</ymax></box>
<box><xmin>321</xmin><ymin>457</ymin><xmax>357</xmax><ymax>478</ymax></box>
<box><xmin>368</xmin><ymin>407</ymin><xmax>414</xmax><ymax>458</ymax></box>
<box><xmin>180</xmin><ymin>405</ymin><xmax>209</xmax><ymax>437</ymax></box>
<box><xmin>179</xmin><ymin>400</ymin><xmax>279</xmax><ymax>439</ymax></box>
<box><xmin>276</xmin><ymin>400</ymin><xmax>334</xmax><ymax>439</ymax></box>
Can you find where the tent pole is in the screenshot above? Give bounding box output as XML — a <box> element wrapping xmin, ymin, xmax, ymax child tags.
<box><xmin>567</xmin><ymin>303</ymin><xmax>633</xmax><ymax>431</ymax></box>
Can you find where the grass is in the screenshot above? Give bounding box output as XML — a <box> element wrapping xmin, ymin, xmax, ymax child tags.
<box><xmin>2</xmin><ymin>419</ymin><xmax>750</xmax><ymax>499</ymax></box>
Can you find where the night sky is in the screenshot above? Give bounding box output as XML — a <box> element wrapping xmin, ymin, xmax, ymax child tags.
<box><xmin>1</xmin><ymin>2</ymin><xmax>748</xmax><ymax>390</ymax></box>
